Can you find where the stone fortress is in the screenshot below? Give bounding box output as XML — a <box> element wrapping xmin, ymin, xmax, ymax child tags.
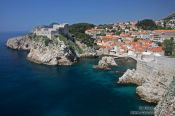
<box><xmin>32</xmin><ymin>23</ymin><xmax>69</xmax><ymax>39</ymax></box>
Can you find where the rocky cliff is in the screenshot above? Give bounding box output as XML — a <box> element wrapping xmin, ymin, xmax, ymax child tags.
<box><xmin>6</xmin><ymin>34</ymin><xmax>78</xmax><ymax>65</ymax></box>
<box><xmin>27</xmin><ymin>36</ymin><xmax>78</xmax><ymax>65</ymax></box>
<box><xmin>154</xmin><ymin>77</ymin><xmax>175</xmax><ymax>116</ymax></box>
<box><xmin>75</xmin><ymin>41</ymin><xmax>97</xmax><ymax>57</ymax></box>
<box><xmin>118</xmin><ymin>57</ymin><xmax>175</xmax><ymax>115</ymax></box>
<box><xmin>6</xmin><ymin>35</ymin><xmax>33</xmax><ymax>50</ymax></box>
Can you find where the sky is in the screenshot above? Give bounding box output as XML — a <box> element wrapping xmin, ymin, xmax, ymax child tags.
<box><xmin>0</xmin><ymin>0</ymin><xmax>175</xmax><ymax>32</ymax></box>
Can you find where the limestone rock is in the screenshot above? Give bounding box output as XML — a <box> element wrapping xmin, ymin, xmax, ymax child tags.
<box><xmin>117</xmin><ymin>69</ymin><xmax>143</xmax><ymax>85</ymax></box>
<box><xmin>27</xmin><ymin>48</ymin><xmax>77</xmax><ymax>65</ymax></box>
<box><xmin>118</xmin><ymin>59</ymin><xmax>175</xmax><ymax>115</ymax></box>
<box><xmin>118</xmin><ymin>60</ymin><xmax>174</xmax><ymax>103</ymax></box>
<box><xmin>154</xmin><ymin>77</ymin><xmax>175</xmax><ymax>116</ymax></box>
<box><xmin>6</xmin><ymin>35</ymin><xmax>32</xmax><ymax>50</ymax></box>
<box><xmin>6</xmin><ymin>34</ymin><xmax>78</xmax><ymax>66</ymax></box>
<box><xmin>94</xmin><ymin>56</ymin><xmax>117</xmax><ymax>70</ymax></box>
<box><xmin>75</xmin><ymin>41</ymin><xmax>97</xmax><ymax>58</ymax></box>
<box><xmin>27</xmin><ymin>38</ymin><xmax>78</xmax><ymax>66</ymax></box>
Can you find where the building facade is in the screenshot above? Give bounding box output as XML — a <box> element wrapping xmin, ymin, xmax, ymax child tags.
<box><xmin>33</xmin><ymin>23</ymin><xmax>69</xmax><ymax>39</ymax></box>
<box><xmin>151</xmin><ymin>30</ymin><xmax>175</xmax><ymax>42</ymax></box>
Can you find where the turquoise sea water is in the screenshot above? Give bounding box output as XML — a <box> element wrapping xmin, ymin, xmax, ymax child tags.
<box><xmin>0</xmin><ymin>32</ymin><xmax>155</xmax><ymax>116</ymax></box>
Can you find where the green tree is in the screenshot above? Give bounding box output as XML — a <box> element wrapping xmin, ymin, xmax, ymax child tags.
<box><xmin>69</xmin><ymin>23</ymin><xmax>95</xmax><ymax>33</ymax></box>
<box><xmin>115</xmin><ymin>31</ymin><xmax>122</xmax><ymax>35</ymax></box>
<box><xmin>134</xmin><ymin>37</ymin><xmax>139</xmax><ymax>42</ymax></box>
<box><xmin>156</xmin><ymin>42</ymin><xmax>162</xmax><ymax>46</ymax></box>
<box><xmin>69</xmin><ymin>23</ymin><xmax>95</xmax><ymax>47</ymax></box>
<box><xmin>163</xmin><ymin>39</ymin><xmax>174</xmax><ymax>56</ymax></box>
<box><xmin>136</xmin><ymin>19</ymin><xmax>157</xmax><ymax>30</ymax></box>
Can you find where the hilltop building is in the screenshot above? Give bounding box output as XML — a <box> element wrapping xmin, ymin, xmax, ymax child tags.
<box><xmin>33</xmin><ymin>23</ymin><xmax>69</xmax><ymax>39</ymax></box>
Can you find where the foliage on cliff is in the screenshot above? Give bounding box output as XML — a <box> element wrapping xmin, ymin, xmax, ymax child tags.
<box><xmin>32</xmin><ymin>34</ymin><xmax>82</xmax><ymax>54</ymax></box>
<box><xmin>69</xmin><ymin>23</ymin><xmax>95</xmax><ymax>47</ymax></box>
<box><xmin>58</xmin><ymin>35</ymin><xmax>83</xmax><ymax>54</ymax></box>
<box><xmin>136</xmin><ymin>19</ymin><xmax>157</xmax><ymax>30</ymax></box>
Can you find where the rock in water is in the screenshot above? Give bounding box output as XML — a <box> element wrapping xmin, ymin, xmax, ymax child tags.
<box><xmin>94</xmin><ymin>56</ymin><xmax>117</xmax><ymax>70</ymax></box>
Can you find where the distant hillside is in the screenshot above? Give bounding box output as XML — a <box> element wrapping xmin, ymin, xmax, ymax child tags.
<box><xmin>163</xmin><ymin>12</ymin><xmax>175</xmax><ymax>21</ymax></box>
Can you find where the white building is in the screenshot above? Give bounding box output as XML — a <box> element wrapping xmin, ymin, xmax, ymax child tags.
<box><xmin>33</xmin><ymin>23</ymin><xmax>69</xmax><ymax>39</ymax></box>
<box><xmin>150</xmin><ymin>30</ymin><xmax>175</xmax><ymax>42</ymax></box>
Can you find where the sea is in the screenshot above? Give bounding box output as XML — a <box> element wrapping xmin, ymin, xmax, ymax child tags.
<box><xmin>0</xmin><ymin>32</ymin><xmax>155</xmax><ymax>116</ymax></box>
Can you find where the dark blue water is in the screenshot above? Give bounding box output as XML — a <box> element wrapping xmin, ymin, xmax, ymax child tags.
<box><xmin>0</xmin><ymin>32</ymin><xmax>154</xmax><ymax>116</ymax></box>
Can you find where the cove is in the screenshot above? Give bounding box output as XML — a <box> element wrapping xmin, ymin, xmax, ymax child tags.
<box><xmin>0</xmin><ymin>32</ymin><xmax>155</xmax><ymax>116</ymax></box>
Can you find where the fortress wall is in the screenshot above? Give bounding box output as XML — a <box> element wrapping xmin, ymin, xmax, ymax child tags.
<box><xmin>136</xmin><ymin>58</ymin><xmax>175</xmax><ymax>78</ymax></box>
<box><xmin>136</xmin><ymin>61</ymin><xmax>154</xmax><ymax>78</ymax></box>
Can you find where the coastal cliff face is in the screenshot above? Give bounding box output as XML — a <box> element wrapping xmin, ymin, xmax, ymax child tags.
<box><xmin>118</xmin><ymin>60</ymin><xmax>174</xmax><ymax>103</ymax></box>
<box><xmin>118</xmin><ymin>58</ymin><xmax>175</xmax><ymax>115</ymax></box>
<box><xmin>154</xmin><ymin>77</ymin><xmax>175</xmax><ymax>116</ymax></box>
<box><xmin>75</xmin><ymin>41</ymin><xmax>97</xmax><ymax>57</ymax></box>
<box><xmin>6</xmin><ymin>34</ymin><xmax>78</xmax><ymax>65</ymax></box>
<box><xmin>6</xmin><ymin>33</ymin><xmax>98</xmax><ymax>65</ymax></box>
<box><xmin>6</xmin><ymin>35</ymin><xmax>33</xmax><ymax>50</ymax></box>
<box><xmin>27</xmin><ymin>37</ymin><xmax>78</xmax><ymax>65</ymax></box>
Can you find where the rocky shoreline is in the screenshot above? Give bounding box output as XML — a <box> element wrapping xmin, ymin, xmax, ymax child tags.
<box><xmin>6</xmin><ymin>34</ymin><xmax>97</xmax><ymax>66</ymax></box>
<box><xmin>6</xmin><ymin>34</ymin><xmax>175</xmax><ymax>115</ymax></box>
<box><xmin>118</xmin><ymin>59</ymin><xmax>175</xmax><ymax>115</ymax></box>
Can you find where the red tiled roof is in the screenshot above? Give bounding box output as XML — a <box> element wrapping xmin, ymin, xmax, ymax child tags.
<box><xmin>148</xmin><ymin>47</ymin><xmax>163</xmax><ymax>52</ymax></box>
<box><xmin>100</xmin><ymin>36</ymin><xmax>118</xmax><ymax>40</ymax></box>
<box><xmin>153</xmin><ymin>30</ymin><xmax>175</xmax><ymax>33</ymax></box>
